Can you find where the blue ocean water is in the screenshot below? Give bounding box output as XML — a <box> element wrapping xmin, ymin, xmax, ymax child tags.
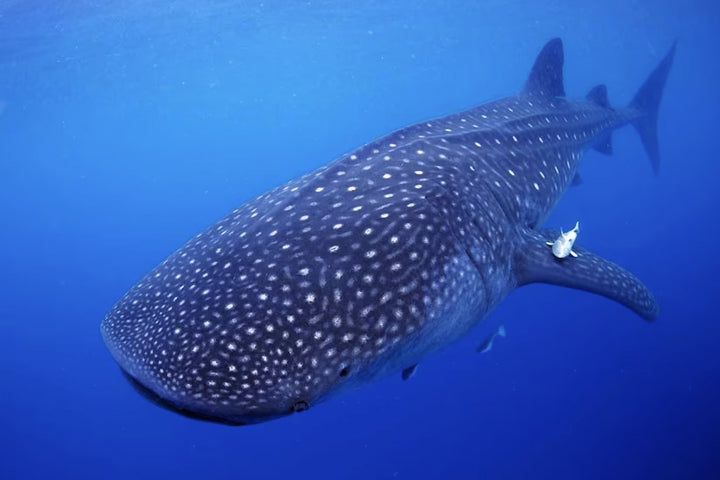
<box><xmin>1</xmin><ymin>0</ymin><xmax>719</xmax><ymax>478</ymax></box>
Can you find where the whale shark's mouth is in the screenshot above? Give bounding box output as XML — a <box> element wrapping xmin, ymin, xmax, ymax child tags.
<box><xmin>121</xmin><ymin>369</ymin><xmax>313</xmax><ymax>425</ymax></box>
<box><xmin>119</xmin><ymin>369</ymin><xmax>303</xmax><ymax>426</ymax></box>
<box><xmin>119</xmin><ymin>369</ymin><xmax>250</xmax><ymax>425</ymax></box>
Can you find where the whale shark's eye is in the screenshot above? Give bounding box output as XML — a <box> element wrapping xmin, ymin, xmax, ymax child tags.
<box><xmin>339</xmin><ymin>367</ymin><xmax>349</xmax><ymax>377</ymax></box>
<box><xmin>292</xmin><ymin>400</ymin><xmax>309</xmax><ymax>413</ymax></box>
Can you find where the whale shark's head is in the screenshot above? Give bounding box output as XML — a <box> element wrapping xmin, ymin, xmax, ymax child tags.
<box><xmin>99</xmin><ymin>158</ymin><xmax>467</xmax><ymax>424</ymax></box>
<box><xmin>101</xmin><ymin>269</ymin><xmax>364</xmax><ymax>424</ymax></box>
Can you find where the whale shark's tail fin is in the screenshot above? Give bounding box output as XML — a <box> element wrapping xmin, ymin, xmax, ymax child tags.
<box><xmin>629</xmin><ymin>41</ymin><xmax>677</xmax><ymax>175</ymax></box>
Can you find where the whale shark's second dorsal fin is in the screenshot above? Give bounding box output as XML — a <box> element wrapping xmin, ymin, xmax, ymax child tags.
<box><xmin>513</xmin><ymin>229</ymin><xmax>658</xmax><ymax>320</ymax></box>
<box><xmin>585</xmin><ymin>85</ymin><xmax>614</xmax><ymax>154</ymax></box>
<box><xmin>522</xmin><ymin>38</ymin><xmax>565</xmax><ymax>98</ymax></box>
<box><xmin>587</xmin><ymin>84</ymin><xmax>610</xmax><ymax>108</ymax></box>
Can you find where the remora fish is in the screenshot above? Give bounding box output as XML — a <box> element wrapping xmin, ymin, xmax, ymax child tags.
<box><xmin>101</xmin><ymin>38</ymin><xmax>673</xmax><ymax>424</ymax></box>
<box><xmin>477</xmin><ymin>325</ymin><xmax>506</xmax><ymax>354</ymax></box>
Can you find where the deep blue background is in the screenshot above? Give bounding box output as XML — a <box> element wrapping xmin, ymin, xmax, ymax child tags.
<box><xmin>1</xmin><ymin>1</ymin><xmax>718</xmax><ymax>479</ymax></box>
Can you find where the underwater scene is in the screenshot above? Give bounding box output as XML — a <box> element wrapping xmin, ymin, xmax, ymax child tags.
<box><xmin>1</xmin><ymin>1</ymin><xmax>718</xmax><ymax>479</ymax></box>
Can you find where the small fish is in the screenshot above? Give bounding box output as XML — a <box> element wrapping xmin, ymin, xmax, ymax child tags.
<box><xmin>546</xmin><ymin>221</ymin><xmax>580</xmax><ymax>258</ymax></box>
<box><xmin>477</xmin><ymin>325</ymin><xmax>506</xmax><ymax>354</ymax></box>
<box><xmin>401</xmin><ymin>364</ymin><xmax>418</xmax><ymax>381</ymax></box>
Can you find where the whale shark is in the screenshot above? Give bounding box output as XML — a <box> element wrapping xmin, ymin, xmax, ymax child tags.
<box><xmin>101</xmin><ymin>38</ymin><xmax>674</xmax><ymax>424</ymax></box>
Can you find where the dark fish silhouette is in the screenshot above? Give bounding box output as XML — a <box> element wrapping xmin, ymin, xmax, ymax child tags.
<box><xmin>477</xmin><ymin>325</ymin><xmax>506</xmax><ymax>354</ymax></box>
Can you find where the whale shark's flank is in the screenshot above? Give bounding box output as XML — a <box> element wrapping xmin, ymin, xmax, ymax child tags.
<box><xmin>102</xmin><ymin>39</ymin><xmax>674</xmax><ymax>424</ymax></box>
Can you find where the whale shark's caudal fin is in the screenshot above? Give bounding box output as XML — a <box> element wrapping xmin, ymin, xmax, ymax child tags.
<box><xmin>513</xmin><ymin>229</ymin><xmax>659</xmax><ymax>320</ymax></box>
<box><xmin>629</xmin><ymin>41</ymin><xmax>677</xmax><ymax>175</ymax></box>
<box><xmin>522</xmin><ymin>38</ymin><xmax>565</xmax><ymax>98</ymax></box>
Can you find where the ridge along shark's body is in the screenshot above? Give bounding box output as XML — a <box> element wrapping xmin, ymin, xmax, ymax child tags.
<box><xmin>102</xmin><ymin>39</ymin><xmax>675</xmax><ymax>425</ymax></box>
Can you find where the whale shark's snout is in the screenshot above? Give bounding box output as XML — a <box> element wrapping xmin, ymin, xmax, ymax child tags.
<box><xmin>101</xmin><ymin>285</ymin><xmax>351</xmax><ymax>425</ymax></box>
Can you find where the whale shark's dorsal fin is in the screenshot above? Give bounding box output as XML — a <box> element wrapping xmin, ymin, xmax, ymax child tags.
<box><xmin>513</xmin><ymin>229</ymin><xmax>659</xmax><ymax>320</ymax></box>
<box><xmin>522</xmin><ymin>38</ymin><xmax>565</xmax><ymax>98</ymax></box>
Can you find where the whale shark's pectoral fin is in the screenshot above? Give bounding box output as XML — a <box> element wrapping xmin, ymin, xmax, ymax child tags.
<box><xmin>514</xmin><ymin>229</ymin><xmax>658</xmax><ymax>320</ymax></box>
<box><xmin>401</xmin><ymin>364</ymin><xmax>418</xmax><ymax>381</ymax></box>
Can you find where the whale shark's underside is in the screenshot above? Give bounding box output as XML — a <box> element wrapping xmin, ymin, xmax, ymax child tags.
<box><xmin>102</xmin><ymin>38</ymin><xmax>675</xmax><ymax>424</ymax></box>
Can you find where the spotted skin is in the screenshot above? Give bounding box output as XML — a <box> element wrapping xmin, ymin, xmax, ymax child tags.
<box><xmin>102</xmin><ymin>39</ymin><xmax>674</xmax><ymax>424</ymax></box>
